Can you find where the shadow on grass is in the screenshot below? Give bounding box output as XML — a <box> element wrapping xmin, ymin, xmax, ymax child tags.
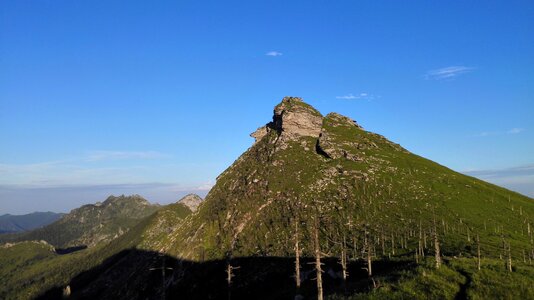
<box><xmin>54</xmin><ymin>245</ymin><xmax>87</xmax><ymax>255</ymax></box>
<box><xmin>37</xmin><ymin>249</ymin><xmax>415</xmax><ymax>300</ymax></box>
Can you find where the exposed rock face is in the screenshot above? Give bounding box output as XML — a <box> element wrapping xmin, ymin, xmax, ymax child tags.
<box><xmin>251</xmin><ymin>96</ymin><xmax>323</xmax><ymax>143</ymax></box>
<box><xmin>179</xmin><ymin>194</ymin><xmax>203</xmax><ymax>212</ymax></box>
<box><xmin>250</xmin><ymin>125</ymin><xmax>270</xmax><ymax>143</ymax></box>
<box><xmin>324</xmin><ymin>112</ymin><xmax>362</xmax><ymax>129</ymax></box>
<box><xmin>273</xmin><ymin>96</ymin><xmax>323</xmax><ymax>138</ymax></box>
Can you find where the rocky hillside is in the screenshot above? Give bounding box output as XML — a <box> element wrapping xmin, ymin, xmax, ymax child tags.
<box><xmin>166</xmin><ymin>96</ymin><xmax>533</xmax><ymax>264</ymax></box>
<box><xmin>0</xmin><ymin>195</ymin><xmax>160</xmax><ymax>248</ymax></box>
<box><xmin>0</xmin><ymin>212</ymin><xmax>64</xmax><ymax>234</ymax></box>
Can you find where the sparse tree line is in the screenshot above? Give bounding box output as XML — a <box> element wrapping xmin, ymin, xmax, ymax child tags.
<box><xmin>206</xmin><ymin>177</ymin><xmax>534</xmax><ymax>300</ymax></box>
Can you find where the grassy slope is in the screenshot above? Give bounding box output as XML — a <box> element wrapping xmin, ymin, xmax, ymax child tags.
<box><xmin>169</xmin><ymin>112</ymin><xmax>533</xmax><ymax>261</ymax></box>
<box><xmin>0</xmin><ymin>203</ymin><xmax>192</xmax><ymax>300</ymax></box>
<box><xmin>160</xmin><ymin>108</ymin><xmax>533</xmax><ymax>298</ymax></box>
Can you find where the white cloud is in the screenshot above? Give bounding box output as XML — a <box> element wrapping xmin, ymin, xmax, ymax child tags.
<box><xmin>0</xmin><ymin>150</ymin><xmax>171</xmax><ymax>186</ymax></box>
<box><xmin>85</xmin><ymin>151</ymin><xmax>169</xmax><ymax>162</ymax></box>
<box><xmin>266</xmin><ymin>51</ymin><xmax>283</xmax><ymax>57</ymax></box>
<box><xmin>507</xmin><ymin>128</ymin><xmax>524</xmax><ymax>134</ymax></box>
<box><xmin>474</xmin><ymin>128</ymin><xmax>526</xmax><ymax>137</ymax></box>
<box><xmin>336</xmin><ymin>93</ymin><xmax>374</xmax><ymax>100</ymax></box>
<box><xmin>195</xmin><ymin>181</ymin><xmax>214</xmax><ymax>191</ymax></box>
<box><xmin>463</xmin><ymin>164</ymin><xmax>534</xmax><ymax>197</ymax></box>
<box><xmin>426</xmin><ymin>66</ymin><xmax>474</xmax><ymax>80</ymax></box>
<box><xmin>474</xmin><ymin>131</ymin><xmax>498</xmax><ymax>137</ymax></box>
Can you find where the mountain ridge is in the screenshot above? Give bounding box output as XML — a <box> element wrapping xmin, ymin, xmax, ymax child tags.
<box><xmin>0</xmin><ymin>212</ymin><xmax>64</xmax><ymax>234</ymax></box>
<box><xmin>0</xmin><ymin>194</ymin><xmax>160</xmax><ymax>248</ymax></box>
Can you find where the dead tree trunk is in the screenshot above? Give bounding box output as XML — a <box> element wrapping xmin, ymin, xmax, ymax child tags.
<box><xmin>313</xmin><ymin>216</ymin><xmax>324</xmax><ymax>300</ymax></box>
<box><xmin>467</xmin><ymin>226</ymin><xmax>471</xmax><ymax>243</ymax></box>
<box><xmin>340</xmin><ymin>233</ymin><xmax>348</xmax><ymax>283</ymax></box>
<box><xmin>294</xmin><ymin>218</ymin><xmax>301</xmax><ymax>289</ymax></box>
<box><xmin>477</xmin><ymin>234</ymin><xmax>481</xmax><ymax>270</ymax></box>
<box><xmin>501</xmin><ymin>235</ymin><xmax>505</xmax><ymax>260</ymax></box>
<box><xmin>366</xmin><ymin>233</ymin><xmax>373</xmax><ymax>277</ymax></box>
<box><xmin>367</xmin><ymin>243</ymin><xmax>373</xmax><ymax>277</ymax></box>
<box><xmin>226</xmin><ymin>259</ymin><xmax>239</xmax><ymax>300</ymax></box>
<box><xmin>419</xmin><ymin>220</ymin><xmax>424</xmax><ymax>259</ymax></box>
<box><xmin>391</xmin><ymin>232</ymin><xmax>395</xmax><ymax>255</ymax></box>
<box><xmin>433</xmin><ymin>211</ymin><xmax>442</xmax><ymax>269</ymax></box>
<box><xmin>507</xmin><ymin>242</ymin><xmax>513</xmax><ymax>272</ymax></box>
<box><xmin>381</xmin><ymin>231</ymin><xmax>385</xmax><ymax>256</ymax></box>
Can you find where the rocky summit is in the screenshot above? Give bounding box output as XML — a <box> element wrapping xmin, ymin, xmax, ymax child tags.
<box><xmin>178</xmin><ymin>194</ymin><xmax>203</xmax><ymax>212</ymax></box>
<box><xmin>251</xmin><ymin>96</ymin><xmax>323</xmax><ymax>143</ymax></box>
<box><xmin>167</xmin><ymin>96</ymin><xmax>533</xmax><ymax>266</ymax></box>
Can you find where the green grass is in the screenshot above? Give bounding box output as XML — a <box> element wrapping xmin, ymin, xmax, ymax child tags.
<box><xmin>0</xmin><ymin>202</ymin><xmax>192</xmax><ymax>300</ymax></box>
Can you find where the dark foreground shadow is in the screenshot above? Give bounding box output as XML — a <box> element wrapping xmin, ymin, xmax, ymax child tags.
<box><xmin>37</xmin><ymin>249</ymin><xmax>415</xmax><ymax>300</ymax></box>
<box><xmin>55</xmin><ymin>245</ymin><xmax>87</xmax><ymax>255</ymax></box>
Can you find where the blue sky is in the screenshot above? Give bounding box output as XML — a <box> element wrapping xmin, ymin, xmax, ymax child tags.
<box><xmin>1</xmin><ymin>1</ymin><xmax>533</xmax><ymax>214</ymax></box>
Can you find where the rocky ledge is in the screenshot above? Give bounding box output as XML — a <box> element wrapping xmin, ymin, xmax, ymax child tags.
<box><xmin>251</xmin><ymin>96</ymin><xmax>323</xmax><ymax>143</ymax></box>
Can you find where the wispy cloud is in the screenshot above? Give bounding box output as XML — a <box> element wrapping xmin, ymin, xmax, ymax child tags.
<box><xmin>474</xmin><ymin>128</ymin><xmax>526</xmax><ymax>137</ymax></box>
<box><xmin>507</xmin><ymin>128</ymin><xmax>524</xmax><ymax>134</ymax></box>
<box><xmin>426</xmin><ymin>66</ymin><xmax>474</xmax><ymax>80</ymax></box>
<box><xmin>85</xmin><ymin>151</ymin><xmax>169</xmax><ymax>162</ymax></box>
<box><xmin>195</xmin><ymin>181</ymin><xmax>214</xmax><ymax>191</ymax></box>
<box><xmin>0</xmin><ymin>150</ymin><xmax>171</xmax><ymax>186</ymax></box>
<box><xmin>336</xmin><ymin>93</ymin><xmax>375</xmax><ymax>100</ymax></box>
<box><xmin>464</xmin><ymin>164</ymin><xmax>534</xmax><ymax>179</ymax></box>
<box><xmin>463</xmin><ymin>164</ymin><xmax>534</xmax><ymax>198</ymax></box>
<box><xmin>265</xmin><ymin>51</ymin><xmax>283</xmax><ymax>57</ymax></box>
<box><xmin>0</xmin><ymin>182</ymin><xmax>211</xmax><ymax>214</ymax></box>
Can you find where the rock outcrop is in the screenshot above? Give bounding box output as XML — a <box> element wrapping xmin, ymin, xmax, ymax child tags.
<box><xmin>178</xmin><ymin>194</ymin><xmax>203</xmax><ymax>212</ymax></box>
<box><xmin>251</xmin><ymin>96</ymin><xmax>323</xmax><ymax>143</ymax></box>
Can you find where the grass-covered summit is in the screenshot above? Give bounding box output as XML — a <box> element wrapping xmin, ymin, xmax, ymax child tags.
<box><xmin>167</xmin><ymin>96</ymin><xmax>533</xmax><ymax>264</ymax></box>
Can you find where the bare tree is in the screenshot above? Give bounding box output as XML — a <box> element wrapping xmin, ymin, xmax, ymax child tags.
<box><xmin>477</xmin><ymin>234</ymin><xmax>481</xmax><ymax>271</ymax></box>
<box><xmin>433</xmin><ymin>210</ymin><xmax>442</xmax><ymax>269</ymax></box>
<box><xmin>149</xmin><ymin>253</ymin><xmax>174</xmax><ymax>300</ymax></box>
<box><xmin>419</xmin><ymin>220</ymin><xmax>425</xmax><ymax>259</ymax></box>
<box><xmin>294</xmin><ymin>216</ymin><xmax>301</xmax><ymax>289</ymax></box>
<box><xmin>365</xmin><ymin>225</ymin><xmax>373</xmax><ymax>277</ymax></box>
<box><xmin>507</xmin><ymin>242</ymin><xmax>513</xmax><ymax>272</ymax></box>
<box><xmin>226</xmin><ymin>258</ymin><xmax>240</xmax><ymax>300</ymax></box>
<box><xmin>313</xmin><ymin>215</ymin><xmax>324</xmax><ymax>300</ymax></box>
<box><xmin>391</xmin><ymin>232</ymin><xmax>395</xmax><ymax>255</ymax></box>
<box><xmin>340</xmin><ymin>233</ymin><xmax>348</xmax><ymax>283</ymax></box>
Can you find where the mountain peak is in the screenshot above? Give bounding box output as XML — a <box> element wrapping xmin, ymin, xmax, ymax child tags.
<box><xmin>251</xmin><ymin>96</ymin><xmax>323</xmax><ymax>143</ymax></box>
<box><xmin>103</xmin><ymin>194</ymin><xmax>150</xmax><ymax>206</ymax></box>
<box><xmin>325</xmin><ymin>112</ymin><xmax>362</xmax><ymax>129</ymax></box>
<box><xmin>178</xmin><ymin>194</ymin><xmax>203</xmax><ymax>212</ymax></box>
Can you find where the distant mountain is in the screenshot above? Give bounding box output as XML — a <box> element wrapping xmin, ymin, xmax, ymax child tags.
<box><xmin>0</xmin><ymin>199</ymin><xmax>194</xmax><ymax>300</ymax></box>
<box><xmin>0</xmin><ymin>194</ymin><xmax>160</xmax><ymax>248</ymax></box>
<box><xmin>178</xmin><ymin>194</ymin><xmax>203</xmax><ymax>212</ymax></box>
<box><xmin>0</xmin><ymin>212</ymin><xmax>63</xmax><ymax>234</ymax></box>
